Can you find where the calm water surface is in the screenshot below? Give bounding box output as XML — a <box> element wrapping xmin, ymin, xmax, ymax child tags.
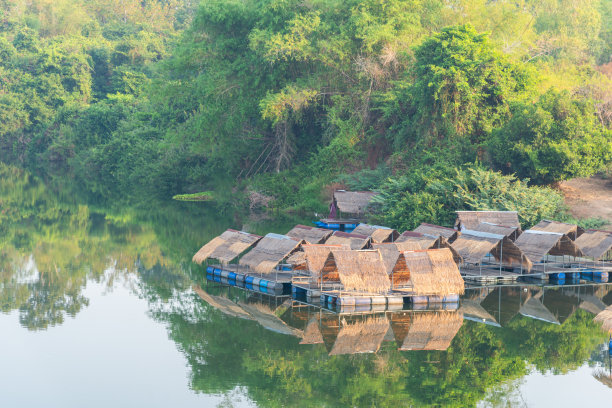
<box><xmin>1</xmin><ymin>169</ymin><xmax>612</xmax><ymax>407</ymax></box>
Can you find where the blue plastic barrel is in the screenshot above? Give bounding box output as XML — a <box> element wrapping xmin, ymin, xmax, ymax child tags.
<box><xmin>206</xmin><ymin>266</ymin><xmax>214</xmax><ymax>274</ymax></box>
<box><xmin>245</xmin><ymin>276</ymin><xmax>254</xmax><ymax>284</ymax></box>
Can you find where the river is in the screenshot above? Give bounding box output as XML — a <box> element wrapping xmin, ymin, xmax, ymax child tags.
<box><xmin>1</xmin><ymin>164</ymin><xmax>612</xmax><ymax>407</ymax></box>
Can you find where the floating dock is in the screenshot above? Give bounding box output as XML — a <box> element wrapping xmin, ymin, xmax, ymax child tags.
<box><xmin>206</xmin><ymin>265</ymin><xmax>292</xmax><ymax>295</ymax></box>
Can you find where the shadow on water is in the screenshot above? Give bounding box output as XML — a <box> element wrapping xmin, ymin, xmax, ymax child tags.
<box><xmin>2</xmin><ymin>163</ymin><xmax>612</xmax><ymax>406</ymax></box>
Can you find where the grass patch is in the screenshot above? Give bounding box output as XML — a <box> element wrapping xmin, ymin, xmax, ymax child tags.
<box><xmin>172</xmin><ymin>191</ymin><xmax>214</xmax><ymax>202</ymax></box>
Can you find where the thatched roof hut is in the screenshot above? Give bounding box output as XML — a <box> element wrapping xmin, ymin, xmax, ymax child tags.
<box><xmin>239</xmin><ymin>233</ymin><xmax>304</xmax><ymax>273</ymax></box>
<box><xmin>286</xmin><ymin>224</ymin><xmax>333</xmax><ymax>244</ymax></box>
<box><xmin>531</xmin><ymin>220</ymin><xmax>584</xmax><ymax>240</ymax></box>
<box><xmin>450</xmin><ymin>230</ymin><xmax>532</xmax><ymax>270</ymax></box>
<box><xmin>329</xmin><ymin>316</ymin><xmax>390</xmax><ymax>355</ymax></box>
<box><xmin>325</xmin><ymin>231</ymin><xmax>371</xmax><ymax>250</ymax></box>
<box><xmin>352</xmin><ymin>224</ymin><xmax>399</xmax><ymax>243</ymax></box>
<box><xmin>455</xmin><ymin>211</ymin><xmax>521</xmax><ymax>232</ymax></box>
<box><xmin>192</xmin><ymin>285</ymin><xmax>254</xmax><ymax>320</ymax></box>
<box><xmin>395</xmin><ymin>232</ymin><xmax>462</xmax><ymax>264</ymax></box>
<box><xmin>298</xmin><ymin>244</ymin><xmax>347</xmax><ymax>280</ymax></box>
<box><xmin>514</xmin><ymin>230</ymin><xmax>585</xmax><ymax>264</ymax></box>
<box><xmin>321</xmin><ymin>249</ymin><xmax>391</xmax><ymax>294</ymax></box>
<box><xmin>300</xmin><ymin>317</ymin><xmax>324</xmax><ymax>345</ymax></box>
<box><xmin>574</xmin><ymin>229</ymin><xmax>612</xmax><ymax>260</ymax></box>
<box><xmin>594</xmin><ymin>305</ymin><xmax>612</xmax><ymax>333</ymax></box>
<box><xmin>333</xmin><ymin>190</ymin><xmax>379</xmax><ymax>216</ymax></box>
<box><xmin>383</xmin><ymin>248</ymin><xmax>464</xmax><ymax>295</ymax></box>
<box><xmin>192</xmin><ymin>229</ymin><xmax>262</xmax><ymax>265</ymax></box>
<box><xmin>413</xmin><ymin>223</ymin><xmax>460</xmax><ymax>243</ymax></box>
<box><xmin>391</xmin><ymin>311</ymin><xmax>463</xmax><ymax>351</ymax></box>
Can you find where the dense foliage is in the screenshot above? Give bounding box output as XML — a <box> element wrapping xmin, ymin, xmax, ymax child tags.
<box><xmin>1</xmin><ymin>0</ymin><xmax>611</xmax><ymax>221</ymax></box>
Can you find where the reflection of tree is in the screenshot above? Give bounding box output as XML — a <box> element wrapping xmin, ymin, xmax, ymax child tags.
<box><xmin>18</xmin><ymin>278</ymin><xmax>90</xmax><ymax>330</ymax></box>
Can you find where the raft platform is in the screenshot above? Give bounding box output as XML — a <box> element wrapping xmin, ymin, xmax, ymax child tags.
<box><xmin>206</xmin><ymin>265</ymin><xmax>292</xmax><ymax>295</ymax></box>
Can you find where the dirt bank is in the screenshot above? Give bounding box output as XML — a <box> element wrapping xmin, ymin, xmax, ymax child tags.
<box><xmin>558</xmin><ymin>176</ymin><xmax>612</xmax><ymax>229</ymax></box>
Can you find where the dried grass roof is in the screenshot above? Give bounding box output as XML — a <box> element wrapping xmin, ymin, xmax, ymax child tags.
<box><xmin>532</xmin><ymin>220</ymin><xmax>584</xmax><ymax>239</ymax></box>
<box><xmin>392</xmin><ymin>311</ymin><xmax>463</xmax><ymax>351</ymax></box>
<box><xmin>574</xmin><ymin>229</ymin><xmax>612</xmax><ymax>260</ymax></box>
<box><xmin>325</xmin><ymin>231</ymin><xmax>371</xmax><ymax>250</ymax></box>
<box><xmin>192</xmin><ymin>229</ymin><xmax>262</xmax><ymax>265</ymax></box>
<box><xmin>239</xmin><ymin>233</ymin><xmax>304</xmax><ymax>273</ymax></box>
<box><xmin>400</xmin><ymin>249</ymin><xmax>465</xmax><ymax>296</ymax></box>
<box><xmin>413</xmin><ymin>223</ymin><xmax>460</xmax><ymax>242</ymax></box>
<box><xmin>455</xmin><ymin>211</ymin><xmax>521</xmax><ymax>231</ymax></box>
<box><xmin>329</xmin><ymin>316</ymin><xmax>390</xmax><ymax>355</ymax></box>
<box><xmin>594</xmin><ymin>305</ymin><xmax>612</xmax><ymax>333</ymax></box>
<box><xmin>300</xmin><ymin>317</ymin><xmax>324</xmax><ymax>344</ymax></box>
<box><xmin>396</xmin><ymin>232</ymin><xmax>462</xmax><ymax>264</ymax></box>
<box><xmin>328</xmin><ymin>249</ymin><xmax>391</xmax><ymax>294</ymax></box>
<box><xmin>352</xmin><ymin>224</ymin><xmax>399</xmax><ymax>243</ymax></box>
<box><xmin>468</xmin><ymin>222</ymin><xmax>521</xmax><ymax>239</ymax></box>
<box><xmin>301</xmin><ymin>244</ymin><xmax>347</xmax><ymax>279</ymax></box>
<box><xmin>451</xmin><ymin>231</ymin><xmax>531</xmax><ymax>269</ymax></box>
<box><xmin>192</xmin><ymin>285</ymin><xmax>253</xmax><ymax>320</ymax></box>
<box><xmin>333</xmin><ymin>190</ymin><xmax>379</xmax><ymax>215</ymax></box>
<box><xmin>514</xmin><ymin>230</ymin><xmax>585</xmax><ymax>263</ymax></box>
<box><xmin>286</xmin><ymin>224</ymin><xmax>333</xmax><ymax>244</ymax></box>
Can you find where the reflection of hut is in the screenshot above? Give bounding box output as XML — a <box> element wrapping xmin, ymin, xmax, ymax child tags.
<box><xmin>239</xmin><ymin>302</ymin><xmax>303</xmax><ymax>337</ymax></box>
<box><xmin>455</xmin><ymin>211</ymin><xmax>521</xmax><ymax>232</ymax></box>
<box><xmin>381</xmin><ymin>248</ymin><xmax>464</xmax><ymax>295</ymax></box>
<box><xmin>395</xmin><ymin>232</ymin><xmax>462</xmax><ymax>263</ymax></box>
<box><xmin>321</xmin><ymin>250</ymin><xmax>390</xmax><ymax>294</ymax></box>
<box><xmin>532</xmin><ymin>220</ymin><xmax>584</xmax><ymax>241</ymax></box>
<box><xmin>239</xmin><ymin>233</ymin><xmax>304</xmax><ymax>273</ymax></box>
<box><xmin>541</xmin><ymin>288</ymin><xmax>580</xmax><ymax>324</ymax></box>
<box><xmin>352</xmin><ymin>224</ymin><xmax>399</xmax><ymax>243</ymax></box>
<box><xmin>451</xmin><ymin>230</ymin><xmax>531</xmax><ymax>270</ymax></box>
<box><xmin>300</xmin><ymin>317</ymin><xmax>324</xmax><ymax>345</ymax></box>
<box><xmin>333</xmin><ymin>190</ymin><xmax>379</xmax><ymax>217</ymax></box>
<box><xmin>519</xmin><ymin>296</ymin><xmax>560</xmax><ymax>325</ymax></box>
<box><xmin>192</xmin><ymin>229</ymin><xmax>262</xmax><ymax>265</ymax></box>
<box><xmin>580</xmin><ymin>294</ymin><xmax>608</xmax><ymax>315</ymax></box>
<box><xmin>575</xmin><ymin>230</ymin><xmax>612</xmax><ymax>261</ymax></box>
<box><xmin>320</xmin><ymin>314</ymin><xmax>341</xmax><ymax>352</ymax></box>
<box><xmin>192</xmin><ymin>285</ymin><xmax>253</xmax><ymax>320</ymax></box>
<box><xmin>329</xmin><ymin>316</ymin><xmax>390</xmax><ymax>355</ymax></box>
<box><xmin>413</xmin><ymin>223</ymin><xmax>460</xmax><ymax>243</ymax></box>
<box><xmin>460</xmin><ymin>300</ymin><xmax>500</xmax><ymax>327</ymax></box>
<box><xmin>391</xmin><ymin>311</ymin><xmax>463</xmax><ymax>351</ymax></box>
<box><xmin>286</xmin><ymin>224</ymin><xmax>333</xmax><ymax>244</ymax></box>
<box><xmin>514</xmin><ymin>230</ymin><xmax>585</xmax><ymax>265</ymax></box>
<box><xmin>595</xmin><ymin>305</ymin><xmax>612</xmax><ymax>333</ymax></box>
<box><xmin>480</xmin><ymin>287</ymin><xmax>524</xmax><ymax>326</ymax></box>
<box><xmin>325</xmin><ymin>231</ymin><xmax>371</xmax><ymax>250</ymax></box>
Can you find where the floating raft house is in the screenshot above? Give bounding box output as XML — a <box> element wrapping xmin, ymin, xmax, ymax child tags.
<box><xmin>351</xmin><ymin>223</ymin><xmax>399</xmax><ymax>243</ymax></box>
<box><xmin>333</xmin><ymin>190</ymin><xmax>379</xmax><ymax>216</ymax></box>
<box><xmin>192</xmin><ymin>229</ymin><xmax>262</xmax><ymax>265</ymax></box>
<box><xmin>574</xmin><ymin>229</ymin><xmax>612</xmax><ymax>261</ymax></box>
<box><xmin>514</xmin><ymin>229</ymin><xmax>585</xmax><ymax>271</ymax></box>
<box><xmin>286</xmin><ymin>224</ymin><xmax>333</xmax><ymax>244</ymax></box>
<box><xmin>451</xmin><ymin>229</ymin><xmax>532</xmax><ymax>273</ymax></box>
<box><xmin>531</xmin><ymin>219</ymin><xmax>584</xmax><ymax>241</ymax></box>
<box><xmin>322</xmin><ymin>249</ymin><xmax>391</xmax><ymax>294</ymax></box>
<box><xmin>239</xmin><ymin>233</ymin><xmax>304</xmax><ymax>274</ymax></box>
<box><xmin>325</xmin><ymin>231</ymin><xmax>371</xmax><ymax>250</ymax></box>
<box><xmin>413</xmin><ymin>223</ymin><xmax>460</xmax><ymax>243</ymax></box>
